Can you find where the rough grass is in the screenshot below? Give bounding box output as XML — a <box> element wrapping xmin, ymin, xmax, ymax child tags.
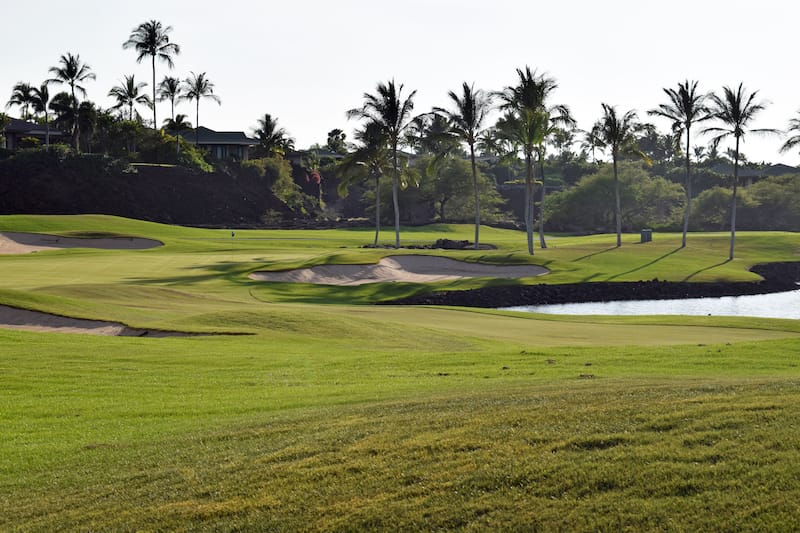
<box><xmin>1</xmin><ymin>215</ymin><xmax>800</xmax><ymax>531</ymax></box>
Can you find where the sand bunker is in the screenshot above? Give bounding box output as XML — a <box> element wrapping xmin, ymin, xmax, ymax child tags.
<box><xmin>0</xmin><ymin>232</ymin><xmax>162</xmax><ymax>254</ymax></box>
<box><xmin>0</xmin><ymin>305</ymin><xmax>190</xmax><ymax>337</ymax></box>
<box><xmin>249</xmin><ymin>255</ymin><xmax>548</xmax><ymax>285</ymax></box>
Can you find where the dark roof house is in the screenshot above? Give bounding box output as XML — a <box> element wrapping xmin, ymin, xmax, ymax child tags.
<box><xmin>179</xmin><ymin>126</ymin><xmax>259</xmax><ymax>161</ymax></box>
<box><xmin>2</xmin><ymin>118</ymin><xmax>64</xmax><ymax>150</ymax></box>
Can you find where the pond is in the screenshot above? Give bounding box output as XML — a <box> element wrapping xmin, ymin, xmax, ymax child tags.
<box><xmin>502</xmin><ymin>288</ymin><xmax>800</xmax><ymax>320</ymax></box>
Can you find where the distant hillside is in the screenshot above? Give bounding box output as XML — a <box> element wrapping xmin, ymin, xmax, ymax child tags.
<box><xmin>0</xmin><ymin>154</ymin><xmax>293</xmax><ymax>227</ymax></box>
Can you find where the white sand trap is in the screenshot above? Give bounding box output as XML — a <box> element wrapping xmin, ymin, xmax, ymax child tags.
<box><xmin>249</xmin><ymin>255</ymin><xmax>548</xmax><ymax>285</ymax></box>
<box><xmin>0</xmin><ymin>232</ymin><xmax>162</xmax><ymax>254</ymax></box>
<box><xmin>0</xmin><ymin>305</ymin><xmax>189</xmax><ymax>337</ymax></box>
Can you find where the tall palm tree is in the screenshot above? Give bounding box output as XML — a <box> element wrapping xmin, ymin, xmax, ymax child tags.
<box><xmin>648</xmin><ymin>80</ymin><xmax>711</xmax><ymax>248</ymax></box>
<box><xmin>48</xmin><ymin>91</ymin><xmax>78</xmax><ymax>134</ymax></box>
<box><xmin>703</xmin><ymin>83</ymin><xmax>776</xmax><ymax>260</ymax></box>
<box><xmin>536</xmin><ymin>105</ymin><xmax>575</xmax><ymax>249</ymax></box>
<box><xmin>435</xmin><ymin>82</ymin><xmax>492</xmax><ymax>249</ymax></box>
<box><xmin>108</xmin><ymin>75</ymin><xmax>151</xmax><ymax>121</ymax></box>
<box><xmin>347</xmin><ymin>79</ymin><xmax>417</xmax><ymax>248</ymax></box>
<box><xmin>253</xmin><ymin>113</ymin><xmax>292</xmax><ymax>157</ymax></box>
<box><xmin>6</xmin><ymin>82</ymin><xmax>34</xmax><ymax>120</ymax></box>
<box><xmin>338</xmin><ymin>121</ymin><xmax>394</xmax><ymax>245</ymax></box>
<box><xmin>594</xmin><ymin>104</ymin><xmax>647</xmax><ymax>247</ymax></box>
<box><xmin>181</xmin><ymin>72</ymin><xmax>221</xmax><ymax>145</ymax></box>
<box><xmin>496</xmin><ymin>67</ymin><xmax>560</xmax><ymax>255</ymax></box>
<box><xmin>123</xmin><ymin>20</ymin><xmax>180</xmax><ymax>129</ymax></box>
<box><xmin>158</xmin><ymin>76</ymin><xmax>182</xmax><ymax>122</ymax></box>
<box><xmin>29</xmin><ymin>83</ymin><xmax>51</xmax><ymax>149</ymax></box>
<box><xmin>48</xmin><ymin>52</ymin><xmax>95</xmax><ymax>150</ymax></box>
<box><xmin>780</xmin><ymin>109</ymin><xmax>800</xmax><ymax>156</ymax></box>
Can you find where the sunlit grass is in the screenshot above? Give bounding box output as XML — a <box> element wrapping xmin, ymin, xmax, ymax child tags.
<box><xmin>1</xmin><ymin>215</ymin><xmax>799</xmax><ymax>530</ymax></box>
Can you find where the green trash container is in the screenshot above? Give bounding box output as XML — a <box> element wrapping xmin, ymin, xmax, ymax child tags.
<box><xmin>640</xmin><ymin>229</ymin><xmax>652</xmax><ymax>243</ymax></box>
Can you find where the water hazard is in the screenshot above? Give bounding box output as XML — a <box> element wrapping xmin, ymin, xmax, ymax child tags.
<box><xmin>502</xmin><ymin>288</ymin><xmax>800</xmax><ymax>320</ymax></box>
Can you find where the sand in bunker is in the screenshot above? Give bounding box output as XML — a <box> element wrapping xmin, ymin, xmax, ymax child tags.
<box><xmin>249</xmin><ymin>255</ymin><xmax>549</xmax><ymax>285</ymax></box>
<box><xmin>0</xmin><ymin>305</ymin><xmax>189</xmax><ymax>336</ymax></box>
<box><xmin>0</xmin><ymin>232</ymin><xmax>162</xmax><ymax>254</ymax></box>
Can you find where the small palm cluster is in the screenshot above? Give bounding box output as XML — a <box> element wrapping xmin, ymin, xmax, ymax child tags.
<box><xmin>4</xmin><ymin>20</ymin><xmax>222</xmax><ymax>152</ymax></box>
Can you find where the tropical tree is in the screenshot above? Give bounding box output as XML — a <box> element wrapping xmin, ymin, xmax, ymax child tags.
<box><xmin>579</xmin><ymin>123</ymin><xmax>604</xmax><ymax>164</ymax></box>
<box><xmin>108</xmin><ymin>75</ymin><xmax>151</xmax><ymax>121</ymax></box>
<box><xmin>535</xmin><ymin>104</ymin><xmax>575</xmax><ymax>249</ymax></box>
<box><xmin>0</xmin><ymin>113</ymin><xmax>10</xmax><ymax>148</ymax></box>
<box><xmin>163</xmin><ymin>113</ymin><xmax>192</xmax><ymax>155</ymax></box>
<box><xmin>780</xmin><ymin>109</ymin><xmax>800</xmax><ymax>156</ymax></box>
<box><xmin>182</xmin><ymin>72</ymin><xmax>221</xmax><ymax>145</ymax></box>
<box><xmin>703</xmin><ymin>83</ymin><xmax>776</xmax><ymax>260</ymax></box>
<box><xmin>326</xmin><ymin>128</ymin><xmax>348</xmax><ymax>154</ymax></box>
<box><xmin>158</xmin><ymin>76</ymin><xmax>182</xmax><ymax>122</ymax></box>
<box><xmin>648</xmin><ymin>80</ymin><xmax>711</xmax><ymax>247</ymax></box>
<box><xmin>6</xmin><ymin>82</ymin><xmax>34</xmax><ymax>120</ymax></box>
<box><xmin>29</xmin><ymin>83</ymin><xmax>51</xmax><ymax>149</ymax></box>
<box><xmin>496</xmin><ymin>67</ymin><xmax>560</xmax><ymax>254</ymax></box>
<box><xmin>252</xmin><ymin>113</ymin><xmax>292</xmax><ymax>157</ymax></box>
<box><xmin>47</xmin><ymin>52</ymin><xmax>95</xmax><ymax>150</ymax></box>
<box><xmin>435</xmin><ymin>82</ymin><xmax>492</xmax><ymax>249</ymax></box>
<box><xmin>593</xmin><ymin>104</ymin><xmax>648</xmax><ymax>247</ymax></box>
<box><xmin>123</xmin><ymin>20</ymin><xmax>180</xmax><ymax>129</ymax></box>
<box><xmin>347</xmin><ymin>79</ymin><xmax>417</xmax><ymax>248</ymax></box>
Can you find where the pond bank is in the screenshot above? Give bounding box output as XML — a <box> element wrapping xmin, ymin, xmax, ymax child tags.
<box><xmin>386</xmin><ymin>262</ymin><xmax>800</xmax><ymax>308</ymax></box>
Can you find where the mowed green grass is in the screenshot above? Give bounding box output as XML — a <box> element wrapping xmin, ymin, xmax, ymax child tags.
<box><xmin>1</xmin><ymin>214</ymin><xmax>800</xmax><ymax>531</ymax></box>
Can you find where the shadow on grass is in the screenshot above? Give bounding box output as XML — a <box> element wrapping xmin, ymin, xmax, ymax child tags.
<box><xmin>125</xmin><ymin>261</ymin><xmax>258</xmax><ymax>287</ymax></box>
<box><xmin>574</xmin><ymin>247</ymin><xmax>618</xmax><ymax>262</ymax></box>
<box><xmin>682</xmin><ymin>259</ymin><xmax>732</xmax><ymax>282</ymax></box>
<box><xmin>607</xmin><ymin>247</ymin><xmax>682</xmax><ymax>281</ymax></box>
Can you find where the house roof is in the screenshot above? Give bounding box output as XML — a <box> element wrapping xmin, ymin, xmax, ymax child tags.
<box><xmin>4</xmin><ymin>118</ymin><xmax>63</xmax><ymax>136</ymax></box>
<box><xmin>179</xmin><ymin>126</ymin><xmax>258</xmax><ymax>146</ymax></box>
<box><xmin>710</xmin><ymin>163</ymin><xmax>799</xmax><ymax>178</ymax></box>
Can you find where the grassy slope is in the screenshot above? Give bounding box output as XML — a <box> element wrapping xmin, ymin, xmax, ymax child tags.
<box><xmin>1</xmin><ymin>215</ymin><xmax>800</xmax><ymax>531</ymax></box>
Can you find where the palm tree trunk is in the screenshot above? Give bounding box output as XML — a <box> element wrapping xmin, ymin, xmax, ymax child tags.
<box><xmin>374</xmin><ymin>174</ymin><xmax>381</xmax><ymax>246</ymax></box>
<box><xmin>195</xmin><ymin>100</ymin><xmax>200</xmax><ymax>145</ymax></box>
<box><xmin>729</xmin><ymin>136</ymin><xmax>740</xmax><ymax>261</ymax></box>
<box><xmin>44</xmin><ymin>111</ymin><xmax>50</xmax><ymax>151</ymax></box>
<box><xmin>525</xmin><ymin>151</ymin><xmax>534</xmax><ymax>255</ymax></box>
<box><xmin>152</xmin><ymin>56</ymin><xmax>157</xmax><ymax>129</ymax></box>
<box><xmin>681</xmin><ymin>128</ymin><xmax>691</xmax><ymax>248</ymax></box>
<box><xmin>470</xmin><ymin>142</ymin><xmax>480</xmax><ymax>250</ymax></box>
<box><xmin>613</xmin><ymin>153</ymin><xmax>622</xmax><ymax>247</ymax></box>
<box><xmin>538</xmin><ymin>152</ymin><xmax>547</xmax><ymax>249</ymax></box>
<box><xmin>392</xmin><ymin>143</ymin><xmax>400</xmax><ymax>248</ymax></box>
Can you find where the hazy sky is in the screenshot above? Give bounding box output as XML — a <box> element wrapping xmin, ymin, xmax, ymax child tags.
<box><xmin>3</xmin><ymin>0</ymin><xmax>798</xmax><ymax>165</ymax></box>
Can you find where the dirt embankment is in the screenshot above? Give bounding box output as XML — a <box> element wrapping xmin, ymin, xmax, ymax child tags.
<box><xmin>0</xmin><ymin>162</ymin><xmax>292</xmax><ymax>226</ymax></box>
<box><xmin>386</xmin><ymin>262</ymin><xmax>800</xmax><ymax>308</ymax></box>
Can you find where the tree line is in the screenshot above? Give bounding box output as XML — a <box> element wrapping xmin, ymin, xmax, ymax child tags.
<box><xmin>4</xmin><ymin>19</ymin><xmax>800</xmax><ymax>257</ymax></box>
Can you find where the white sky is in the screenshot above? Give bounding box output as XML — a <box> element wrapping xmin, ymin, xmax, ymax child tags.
<box><xmin>2</xmin><ymin>0</ymin><xmax>798</xmax><ymax>165</ymax></box>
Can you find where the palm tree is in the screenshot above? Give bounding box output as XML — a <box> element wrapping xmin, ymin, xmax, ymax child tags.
<box><xmin>123</xmin><ymin>20</ymin><xmax>180</xmax><ymax>129</ymax></box>
<box><xmin>6</xmin><ymin>82</ymin><xmax>34</xmax><ymax>120</ymax></box>
<box><xmin>163</xmin><ymin>113</ymin><xmax>192</xmax><ymax>155</ymax></box>
<box><xmin>347</xmin><ymin>79</ymin><xmax>417</xmax><ymax>248</ymax></box>
<box><xmin>703</xmin><ymin>83</ymin><xmax>776</xmax><ymax>260</ymax></box>
<box><xmin>253</xmin><ymin>113</ymin><xmax>292</xmax><ymax>157</ymax></box>
<box><xmin>435</xmin><ymin>82</ymin><xmax>492</xmax><ymax>249</ymax></box>
<box><xmin>594</xmin><ymin>104</ymin><xmax>647</xmax><ymax>247</ymax></box>
<box><xmin>536</xmin><ymin>105</ymin><xmax>575</xmax><ymax>249</ymax></box>
<box><xmin>648</xmin><ymin>80</ymin><xmax>711</xmax><ymax>248</ymax></box>
<box><xmin>48</xmin><ymin>52</ymin><xmax>95</xmax><ymax>150</ymax></box>
<box><xmin>182</xmin><ymin>72</ymin><xmax>221</xmax><ymax>145</ymax></box>
<box><xmin>108</xmin><ymin>75</ymin><xmax>151</xmax><ymax>121</ymax></box>
<box><xmin>29</xmin><ymin>84</ymin><xmax>51</xmax><ymax>149</ymax></box>
<box><xmin>496</xmin><ymin>67</ymin><xmax>560</xmax><ymax>255</ymax></box>
<box><xmin>338</xmin><ymin>121</ymin><xmax>394</xmax><ymax>245</ymax></box>
<box><xmin>158</xmin><ymin>76</ymin><xmax>182</xmax><ymax>122</ymax></box>
<box><xmin>780</xmin><ymin>109</ymin><xmax>800</xmax><ymax>156</ymax></box>
<box><xmin>48</xmin><ymin>91</ymin><xmax>77</xmax><ymax>134</ymax></box>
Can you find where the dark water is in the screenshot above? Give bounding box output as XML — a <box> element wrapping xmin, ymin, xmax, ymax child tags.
<box><xmin>502</xmin><ymin>289</ymin><xmax>800</xmax><ymax>320</ymax></box>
